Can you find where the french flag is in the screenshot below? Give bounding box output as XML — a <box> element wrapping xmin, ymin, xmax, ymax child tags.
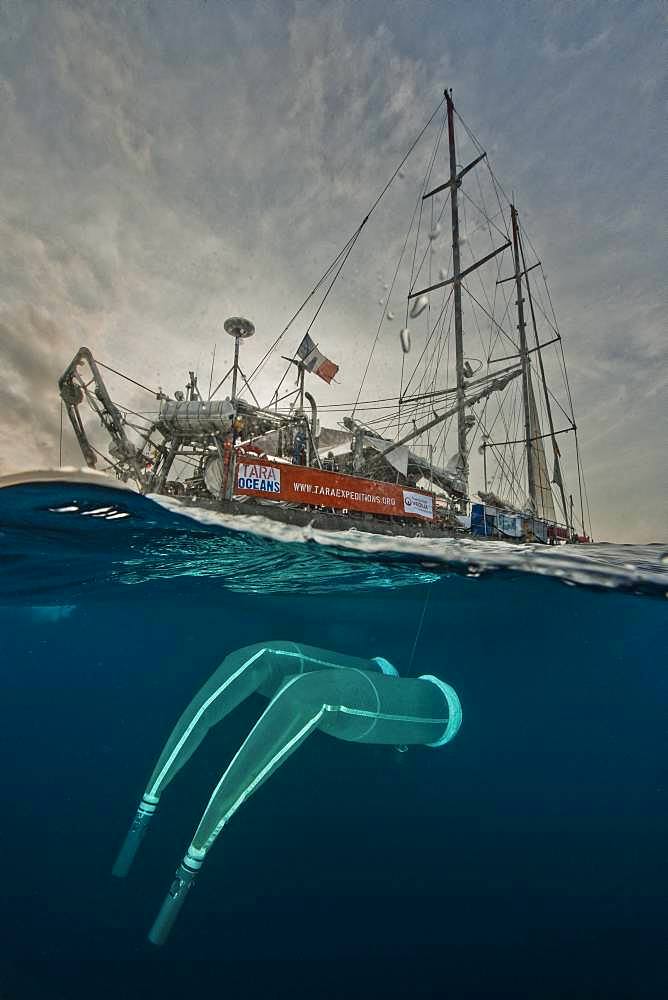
<box><xmin>296</xmin><ymin>333</ymin><xmax>339</xmax><ymax>384</ymax></box>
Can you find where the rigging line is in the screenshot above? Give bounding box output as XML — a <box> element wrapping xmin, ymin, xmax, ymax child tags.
<box><xmin>422</xmin><ymin>210</ymin><xmax>437</xmax><ymax>435</ymax></box>
<box><xmin>485</xmin><ymin>290</ymin><xmax>515</xmax><ymax>364</ymax></box>
<box><xmin>408</xmin><ymin>187</ymin><xmax>452</xmax><ymax>298</ymax></box>
<box><xmin>492</xmin><ymin>380</ymin><xmax>523</xmax><ymax>501</ymax></box>
<box><xmin>400</xmin><ymin>105</ymin><xmax>448</xmax><ymax>421</ymax></box>
<box><xmin>293</xmin><ymin>391</ymin><xmax>405</xmax><ymax>408</ymax></box>
<box><xmin>517</xmin><ymin>223</ymin><xmax>569</xmax><ymax>520</ymax></box>
<box><xmin>359</xmin><ymin>395</ymin><xmax>453</xmax><ymax>428</ymax></box>
<box><xmin>401</xmin><ymin>289</ymin><xmax>454</xmax><ymax>398</ymax></box>
<box><xmin>495</xmin><ymin>391</ymin><xmax>526</xmax><ymax>507</ymax></box>
<box><xmin>485</xmin><ymin>420</ymin><xmax>517</xmax><ymax>497</ymax></box>
<box><xmin>94</xmin><ymin>360</ymin><xmax>158</xmax><ymax>396</ymax></box>
<box><xmin>462</xmin><ymin>216</ymin><xmax>507</xmax><ymax>328</ymax></box>
<box><xmin>430</xmin><ymin>299</ymin><xmax>452</xmax><ymax>402</ymax></box>
<box><xmin>477</xmin><ymin>418</ymin><xmax>523</xmax><ymax>506</ymax></box>
<box><xmin>517</xmin><ymin>223</ymin><xmax>562</xmax><ymax>337</ymax></box>
<box><xmin>366</xmin><ymin>94</ymin><xmax>448</xmax><ymax>220</ymax></box>
<box><xmin>207</xmin><ymin>344</ymin><xmax>216</xmax><ymax>401</ymax></box>
<box><xmin>468</xmin><ymin>412</ymin><xmax>484</xmax><ymax>455</ymax></box>
<box><xmin>521</xmin><ymin>223</ymin><xmax>561</xmax><ymax>327</ymax></box>
<box><xmin>508</xmin><ymin>379</ymin><xmax>525</xmax><ymax>484</ymax></box>
<box><xmin>400</xmin><ymin>302</ymin><xmax>448</xmax><ymax>404</ymax></box>
<box><xmin>408</xmin><ymin>585</ymin><xmax>432</xmax><ymax>675</ymax></box>
<box><xmin>453</xmin><ymin>107</ymin><xmax>485</xmax><ymax>157</ymax></box>
<box><xmin>424</xmin><ymin>305</ymin><xmax>452</xmax><ymax>423</ymax></box>
<box><xmin>476</xmin><ymin>185</ymin><xmax>508</xmax><ymax>367</ymax></box>
<box><xmin>581</xmin><ymin>449</ymin><xmax>594</xmax><ymax>539</ymax></box>
<box><xmin>457</xmin><ymin>204</ymin><xmax>506</xmax><ymax>246</ymax></box>
<box><xmin>540</xmin><ymin>269</ymin><xmax>562</xmax><ymax>336</ymax></box>
<box><xmin>249</xmin><ymin>230</ymin><xmax>358</xmax><ymax>391</ymax></box>
<box><xmin>320</xmin><ymin>376</ymin><xmax>496</xmax><ymax>407</ymax></box>
<box><xmin>480</xmin><ymin>375</ymin><xmax>509</xmax><ymax>441</ymax></box>
<box><xmin>383</xmin><ymin>292</ymin><xmax>450</xmax><ymax>442</ymax></box>
<box><xmin>353</xmin><ymin>171</ymin><xmax>427</xmax><ymax>418</ymax></box>
<box><xmin>522</xmin><ymin>281</ymin><xmax>560</xmax><ymax>337</ymax></box>
<box><xmin>308</xmin><ymin>397</ymin><xmax>452</xmax><ymax>416</ymax></box>
<box><xmin>466</xmin><ymin>257</ymin><xmax>489</xmax><ymax>362</ymax></box>
<box><xmin>397</xmin><ymin>352</ymin><xmax>406</xmax><ymax>437</ymax></box>
<box><xmin>89</xmin><ymin>443</ymin><xmax>123</xmax><ymax>476</ymax></box>
<box><xmin>545</xmin><ymin>383</ymin><xmax>574</xmax><ymax>425</ymax></box>
<box><xmin>475</xmin><ymin>148</ymin><xmax>513</xmax><ymax>219</ymax></box>
<box><xmin>59</xmin><ymin>400</ymin><xmax>63</xmax><ymax>467</ymax></box>
<box><xmin>303</xmin><ymin>237</ymin><xmax>360</xmax><ymax>339</ymax></box>
<box><xmin>425</xmin><ymin>409</ymin><xmax>448</xmax><ymax>465</ymax></box>
<box><xmin>422</xmin><ymin>299</ymin><xmax>451</xmax><ymax>422</ymax></box>
<box><xmin>251</xmin><ymin>94</ymin><xmax>448</xmax><ymax>389</ymax></box>
<box><xmin>399</xmin><ymin>326</ymin><xmax>449</xmax><ymax>430</ymax></box>
<box><xmin>462</xmin><ymin>282</ymin><xmax>519</xmax><ymax>360</ymax></box>
<box><xmin>124</xmin><ymin>420</ymin><xmax>154</xmax><ymax>437</ymax></box>
<box><xmin>439</xmin><ymin>326</ymin><xmax>453</xmax><ymax>464</ymax></box>
<box><xmin>490</xmin><ymin>401</ymin><xmax>524</xmax><ymax>505</ymax></box>
<box><xmin>460</xmin><ymin>189</ymin><xmax>509</xmax><ymax>244</ymax></box>
<box><xmin>114</xmin><ymin>400</ymin><xmax>155</xmax><ymax>424</ymax></box>
<box><xmin>484</xmin><ymin>161</ymin><xmax>512</xmax><ymax>243</ymax></box>
<box><xmin>270</xmin><ymin>234</ymin><xmax>363</xmax><ymax>404</ymax></box>
<box><xmin>461</xmin><ymin>284</ymin><xmax>518</xmax><ymax>350</ymax></box>
<box><xmin>474</xmin><ymin>158</ymin><xmax>498</xmax><ymax>251</ymax></box>
<box><xmin>406</xmin><ymin>104</ymin><xmax>448</xmax><ymax>299</ymax></box>
<box><xmin>554</xmin><ymin>326</ymin><xmax>577</xmax><ymax>424</ymax></box>
<box><xmin>573</xmin><ymin>430</ymin><xmax>587</xmax><ymax>536</ymax></box>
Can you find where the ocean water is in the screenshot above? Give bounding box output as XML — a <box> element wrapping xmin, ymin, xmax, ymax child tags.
<box><xmin>1</xmin><ymin>473</ymin><xmax>666</xmax><ymax>998</ymax></box>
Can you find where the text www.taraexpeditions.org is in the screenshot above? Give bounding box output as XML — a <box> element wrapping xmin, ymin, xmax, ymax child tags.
<box><xmin>293</xmin><ymin>482</ymin><xmax>396</xmax><ymax>507</ymax></box>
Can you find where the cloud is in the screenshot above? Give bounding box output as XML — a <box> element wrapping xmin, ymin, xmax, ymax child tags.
<box><xmin>0</xmin><ymin>305</ymin><xmax>75</xmax><ymax>471</ymax></box>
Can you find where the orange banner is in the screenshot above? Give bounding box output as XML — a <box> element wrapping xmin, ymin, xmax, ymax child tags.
<box><xmin>234</xmin><ymin>460</ymin><xmax>434</xmax><ymax>520</ymax></box>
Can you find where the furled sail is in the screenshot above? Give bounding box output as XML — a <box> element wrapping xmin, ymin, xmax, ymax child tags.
<box><xmin>527</xmin><ymin>373</ymin><xmax>556</xmax><ymax>522</ymax></box>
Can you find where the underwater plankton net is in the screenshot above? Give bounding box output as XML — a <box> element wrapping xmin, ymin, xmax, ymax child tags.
<box><xmin>112</xmin><ymin>641</ymin><xmax>462</xmax><ymax>946</ymax></box>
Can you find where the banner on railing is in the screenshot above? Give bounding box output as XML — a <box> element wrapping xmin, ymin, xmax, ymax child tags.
<box><xmin>235</xmin><ymin>460</ymin><xmax>433</xmax><ymax>520</ymax></box>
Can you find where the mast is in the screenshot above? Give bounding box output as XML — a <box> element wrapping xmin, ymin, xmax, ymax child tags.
<box><xmin>445</xmin><ymin>90</ymin><xmax>468</xmax><ymax>497</ymax></box>
<box><xmin>231</xmin><ymin>336</ymin><xmax>241</xmax><ymax>400</ymax></box>
<box><xmin>511</xmin><ymin>204</ymin><xmax>536</xmax><ymax>511</ymax></box>
<box><xmin>516</xmin><ymin>220</ymin><xmax>570</xmax><ymax>532</ymax></box>
<box><xmin>297</xmin><ymin>364</ymin><xmax>305</xmax><ymax>413</ymax></box>
<box><xmin>222</xmin><ymin>316</ymin><xmax>256</xmax><ymax>403</ymax></box>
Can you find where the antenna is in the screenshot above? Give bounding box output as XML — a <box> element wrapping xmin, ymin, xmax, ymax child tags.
<box><xmin>223</xmin><ymin>316</ymin><xmax>255</xmax><ymax>400</ymax></box>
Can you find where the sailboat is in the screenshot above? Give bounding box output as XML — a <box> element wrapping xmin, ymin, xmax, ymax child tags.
<box><xmin>58</xmin><ymin>90</ymin><xmax>592</xmax><ymax>544</ymax></box>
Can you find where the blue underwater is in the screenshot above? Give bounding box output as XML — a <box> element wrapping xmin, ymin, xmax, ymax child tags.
<box><xmin>1</xmin><ymin>475</ymin><xmax>666</xmax><ymax>998</ymax></box>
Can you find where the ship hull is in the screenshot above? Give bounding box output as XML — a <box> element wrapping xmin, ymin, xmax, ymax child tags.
<box><xmin>173</xmin><ymin>495</ymin><xmax>462</xmax><ymax>539</ymax></box>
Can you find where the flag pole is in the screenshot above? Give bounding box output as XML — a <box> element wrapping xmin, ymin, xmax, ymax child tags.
<box><xmin>298</xmin><ymin>363</ymin><xmax>305</xmax><ymax>413</ymax></box>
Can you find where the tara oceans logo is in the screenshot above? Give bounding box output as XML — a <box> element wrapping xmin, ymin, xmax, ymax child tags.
<box><xmin>237</xmin><ymin>463</ymin><xmax>281</xmax><ymax>494</ymax></box>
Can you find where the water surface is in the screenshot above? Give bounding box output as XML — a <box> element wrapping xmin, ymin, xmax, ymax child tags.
<box><xmin>1</xmin><ymin>474</ymin><xmax>666</xmax><ymax>996</ymax></box>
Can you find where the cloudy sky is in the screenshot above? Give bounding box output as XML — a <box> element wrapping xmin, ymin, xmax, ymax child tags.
<box><xmin>0</xmin><ymin>0</ymin><xmax>664</xmax><ymax>542</ymax></box>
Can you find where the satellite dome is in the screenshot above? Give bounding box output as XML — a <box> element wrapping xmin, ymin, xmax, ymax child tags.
<box><xmin>223</xmin><ymin>317</ymin><xmax>255</xmax><ymax>339</ymax></box>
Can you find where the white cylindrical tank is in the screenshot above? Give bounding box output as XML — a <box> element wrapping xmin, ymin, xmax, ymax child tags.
<box><xmin>158</xmin><ymin>399</ymin><xmax>235</xmax><ymax>434</ymax></box>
